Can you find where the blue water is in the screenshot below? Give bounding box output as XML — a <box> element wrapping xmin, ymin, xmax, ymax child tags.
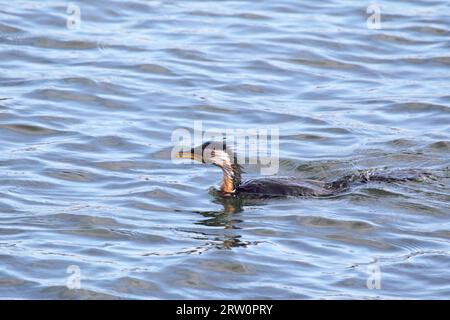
<box><xmin>0</xmin><ymin>0</ymin><xmax>449</xmax><ymax>299</ymax></box>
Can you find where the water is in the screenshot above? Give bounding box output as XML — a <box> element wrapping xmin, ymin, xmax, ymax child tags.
<box><xmin>0</xmin><ymin>0</ymin><xmax>449</xmax><ymax>299</ymax></box>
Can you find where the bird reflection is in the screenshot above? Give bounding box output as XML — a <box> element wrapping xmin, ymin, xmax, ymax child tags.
<box><xmin>143</xmin><ymin>190</ymin><xmax>266</xmax><ymax>256</ymax></box>
<box><xmin>189</xmin><ymin>188</ymin><xmax>265</xmax><ymax>250</ymax></box>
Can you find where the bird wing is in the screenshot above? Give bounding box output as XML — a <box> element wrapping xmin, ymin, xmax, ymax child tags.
<box><xmin>237</xmin><ymin>177</ymin><xmax>327</xmax><ymax>197</ymax></box>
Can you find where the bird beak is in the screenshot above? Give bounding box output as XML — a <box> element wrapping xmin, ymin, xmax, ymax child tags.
<box><xmin>176</xmin><ymin>148</ymin><xmax>203</xmax><ymax>162</ymax></box>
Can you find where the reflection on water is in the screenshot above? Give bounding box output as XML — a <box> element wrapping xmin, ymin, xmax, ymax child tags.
<box><xmin>185</xmin><ymin>194</ymin><xmax>252</xmax><ymax>251</ymax></box>
<box><xmin>0</xmin><ymin>0</ymin><xmax>449</xmax><ymax>299</ymax></box>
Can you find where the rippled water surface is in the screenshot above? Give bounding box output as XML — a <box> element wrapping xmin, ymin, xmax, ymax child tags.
<box><xmin>1</xmin><ymin>0</ymin><xmax>449</xmax><ymax>299</ymax></box>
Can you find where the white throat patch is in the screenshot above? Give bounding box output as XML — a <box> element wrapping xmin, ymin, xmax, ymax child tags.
<box><xmin>204</xmin><ymin>148</ymin><xmax>233</xmax><ymax>168</ymax></box>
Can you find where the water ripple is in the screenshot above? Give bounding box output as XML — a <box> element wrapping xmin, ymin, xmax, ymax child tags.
<box><xmin>0</xmin><ymin>0</ymin><xmax>449</xmax><ymax>299</ymax></box>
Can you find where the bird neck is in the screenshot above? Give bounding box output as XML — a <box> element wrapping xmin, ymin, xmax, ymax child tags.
<box><xmin>220</xmin><ymin>163</ymin><xmax>242</xmax><ymax>194</ymax></box>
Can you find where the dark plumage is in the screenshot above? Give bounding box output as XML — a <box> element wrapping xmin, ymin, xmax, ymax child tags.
<box><xmin>178</xmin><ymin>141</ymin><xmax>431</xmax><ymax>198</ymax></box>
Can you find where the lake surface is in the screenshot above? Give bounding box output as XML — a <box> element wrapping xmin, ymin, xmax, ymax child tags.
<box><xmin>0</xmin><ymin>0</ymin><xmax>449</xmax><ymax>299</ymax></box>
